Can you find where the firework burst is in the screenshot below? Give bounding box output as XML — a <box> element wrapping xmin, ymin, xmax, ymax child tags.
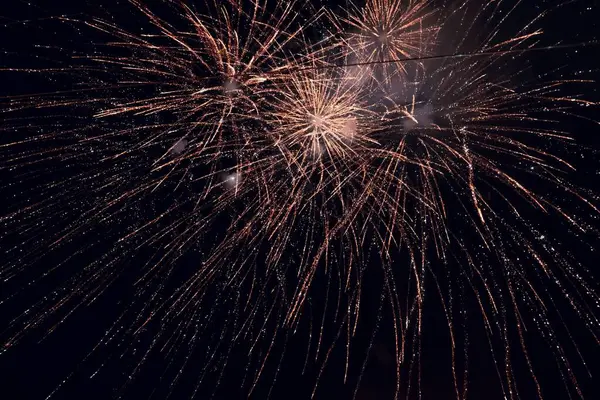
<box><xmin>335</xmin><ymin>0</ymin><xmax>439</xmax><ymax>84</ymax></box>
<box><xmin>1</xmin><ymin>0</ymin><xmax>599</xmax><ymax>399</ymax></box>
<box><xmin>268</xmin><ymin>63</ymin><xmax>377</xmax><ymax>162</ymax></box>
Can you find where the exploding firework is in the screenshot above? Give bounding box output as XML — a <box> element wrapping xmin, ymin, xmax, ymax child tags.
<box><xmin>1</xmin><ymin>0</ymin><xmax>599</xmax><ymax>399</ymax></box>
<box><xmin>267</xmin><ymin>60</ymin><xmax>377</xmax><ymax>161</ymax></box>
<box><xmin>334</xmin><ymin>0</ymin><xmax>439</xmax><ymax>84</ymax></box>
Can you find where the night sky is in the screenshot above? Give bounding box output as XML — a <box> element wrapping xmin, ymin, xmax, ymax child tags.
<box><xmin>1</xmin><ymin>1</ymin><xmax>600</xmax><ymax>399</ymax></box>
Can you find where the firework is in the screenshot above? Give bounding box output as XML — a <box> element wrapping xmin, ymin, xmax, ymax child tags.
<box><xmin>1</xmin><ymin>0</ymin><xmax>599</xmax><ymax>399</ymax></box>
<box><xmin>334</xmin><ymin>0</ymin><xmax>439</xmax><ymax>84</ymax></box>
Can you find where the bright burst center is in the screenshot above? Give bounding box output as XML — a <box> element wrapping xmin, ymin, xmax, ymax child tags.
<box><xmin>310</xmin><ymin>113</ymin><xmax>326</xmax><ymax>130</ymax></box>
<box><xmin>377</xmin><ymin>31</ymin><xmax>389</xmax><ymax>45</ymax></box>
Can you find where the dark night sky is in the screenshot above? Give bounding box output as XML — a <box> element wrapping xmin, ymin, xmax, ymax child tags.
<box><xmin>1</xmin><ymin>1</ymin><xmax>599</xmax><ymax>399</ymax></box>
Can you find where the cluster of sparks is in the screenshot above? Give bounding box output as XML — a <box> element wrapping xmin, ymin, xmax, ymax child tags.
<box><xmin>1</xmin><ymin>0</ymin><xmax>599</xmax><ymax>399</ymax></box>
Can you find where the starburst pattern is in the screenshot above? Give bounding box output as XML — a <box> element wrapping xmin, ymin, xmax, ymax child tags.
<box><xmin>336</xmin><ymin>0</ymin><xmax>439</xmax><ymax>83</ymax></box>
<box><xmin>1</xmin><ymin>0</ymin><xmax>599</xmax><ymax>399</ymax></box>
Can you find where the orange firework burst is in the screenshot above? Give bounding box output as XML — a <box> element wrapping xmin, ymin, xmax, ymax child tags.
<box><xmin>0</xmin><ymin>0</ymin><xmax>599</xmax><ymax>399</ymax></box>
<box><xmin>336</xmin><ymin>0</ymin><xmax>439</xmax><ymax>83</ymax></box>
<box><xmin>268</xmin><ymin>61</ymin><xmax>378</xmax><ymax>163</ymax></box>
<box><xmin>57</xmin><ymin>0</ymin><xmax>323</xmax><ymax>162</ymax></box>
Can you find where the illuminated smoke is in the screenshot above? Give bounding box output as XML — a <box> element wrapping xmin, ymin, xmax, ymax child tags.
<box><xmin>222</xmin><ymin>172</ymin><xmax>241</xmax><ymax>190</ymax></box>
<box><xmin>171</xmin><ymin>138</ymin><xmax>188</xmax><ymax>154</ymax></box>
<box><xmin>403</xmin><ymin>103</ymin><xmax>434</xmax><ymax>132</ymax></box>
